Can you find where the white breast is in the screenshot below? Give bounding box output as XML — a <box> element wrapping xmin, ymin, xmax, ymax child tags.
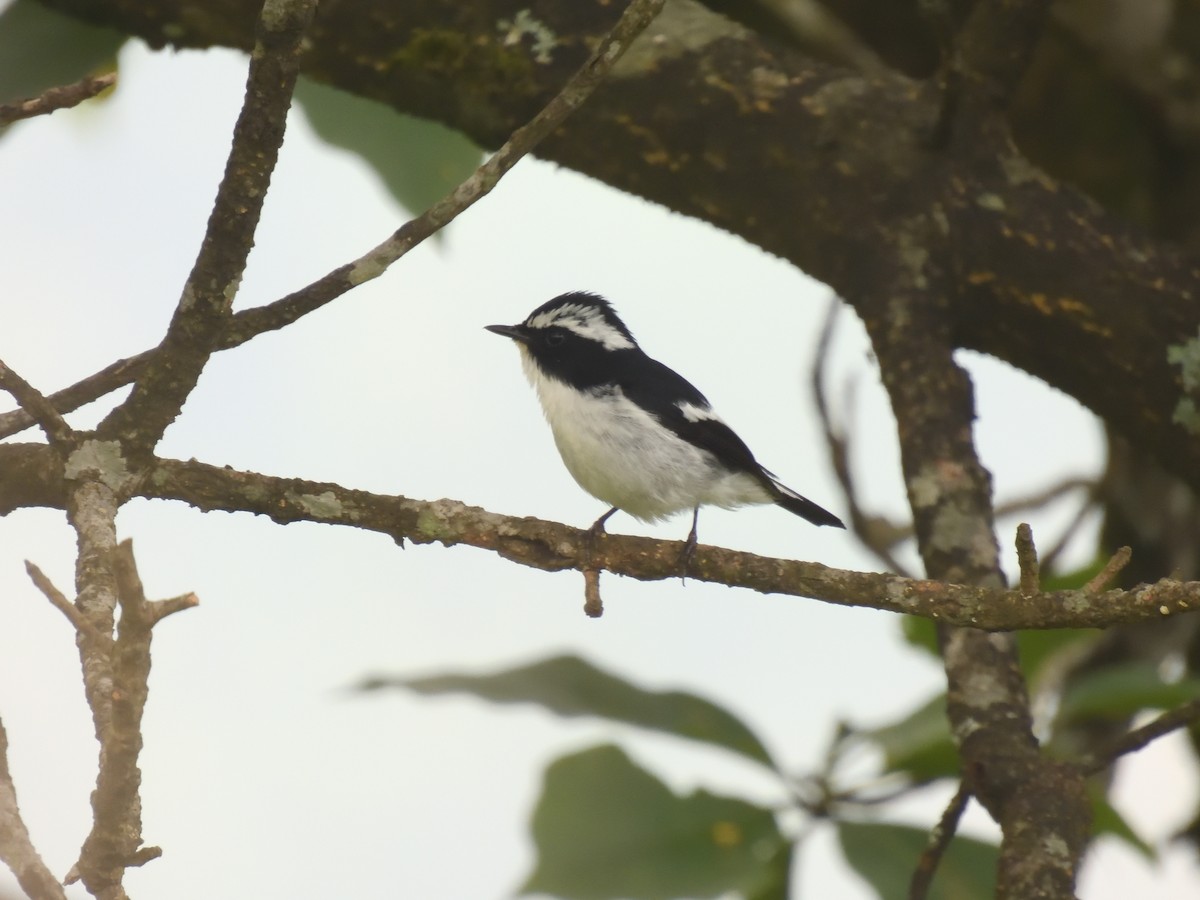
<box><xmin>520</xmin><ymin>352</ymin><xmax>772</xmax><ymax>521</ymax></box>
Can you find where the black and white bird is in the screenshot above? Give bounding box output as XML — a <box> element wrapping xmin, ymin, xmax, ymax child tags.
<box><xmin>486</xmin><ymin>292</ymin><xmax>844</xmax><ymax>559</ymax></box>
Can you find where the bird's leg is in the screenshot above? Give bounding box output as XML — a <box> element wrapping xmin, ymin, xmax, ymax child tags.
<box><xmin>586</xmin><ymin>507</ymin><xmax>619</xmax><ymax>560</ymax></box>
<box><xmin>681</xmin><ymin>506</ymin><xmax>700</xmax><ymax>575</ymax></box>
<box><xmin>589</xmin><ymin>507</ymin><xmax>619</xmax><ymax>540</ymax></box>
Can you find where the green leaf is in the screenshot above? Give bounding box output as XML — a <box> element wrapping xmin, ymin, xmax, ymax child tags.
<box><xmin>522</xmin><ymin>744</ymin><xmax>790</xmax><ymax>900</ymax></box>
<box><xmin>293</xmin><ymin>77</ymin><xmax>482</xmax><ymax>218</ymax></box>
<box><xmin>1090</xmin><ymin>786</ymin><xmax>1155</xmax><ymax>860</ymax></box>
<box><xmin>862</xmin><ymin>693</ymin><xmax>958</xmax><ymax>782</ymax></box>
<box><xmin>0</xmin><ymin>0</ymin><xmax>125</xmax><ymax>106</ymax></box>
<box><xmin>1058</xmin><ymin>662</ymin><xmax>1200</xmax><ymax>723</ymax></box>
<box><xmin>838</xmin><ymin>821</ymin><xmax>996</xmax><ymax>900</ymax></box>
<box><xmin>900</xmin><ymin>615</ymin><xmax>939</xmax><ymax>658</ymax></box>
<box><xmin>1014</xmin><ymin>627</ymin><xmax>1096</xmax><ymax>681</ymax></box>
<box><xmin>374</xmin><ymin>654</ymin><xmax>777</xmax><ymax>769</ymax></box>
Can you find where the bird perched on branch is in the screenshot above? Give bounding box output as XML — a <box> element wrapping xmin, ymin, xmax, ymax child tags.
<box><xmin>486</xmin><ymin>292</ymin><xmax>844</xmax><ymax>562</ymax></box>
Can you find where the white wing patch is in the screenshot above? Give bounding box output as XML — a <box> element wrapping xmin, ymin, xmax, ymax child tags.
<box><xmin>526</xmin><ymin>302</ymin><xmax>635</xmax><ymax>351</ymax></box>
<box><xmin>676</xmin><ymin>401</ymin><xmax>722</xmax><ymax>423</ymax></box>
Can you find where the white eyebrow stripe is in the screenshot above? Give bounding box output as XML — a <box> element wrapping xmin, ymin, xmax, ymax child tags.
<box><xmin>527</xmin><ymin>303</ymin><xmax>635</xmax><ymax>351</ymax></box>
<box><xmin>677</xmin><ymin>401</ymin><xmax>721</xmax><ymax>423</ymax></box>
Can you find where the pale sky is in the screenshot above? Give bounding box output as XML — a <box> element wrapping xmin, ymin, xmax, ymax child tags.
<box><xmin>0</xmin><ymin>34</ymin><xmax>1194</xmax><ymax>900</ymax></box>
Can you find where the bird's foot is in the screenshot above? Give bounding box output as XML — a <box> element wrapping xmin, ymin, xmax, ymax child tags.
<box><xmin>585</xmin><ymin>507</ymin><xmax>619</xmax><ymax>562</ymax></box>
<box><xmin>680</xmin><ymin>507</ymin><xmax>700</xmax><ymax>583</ymax></box>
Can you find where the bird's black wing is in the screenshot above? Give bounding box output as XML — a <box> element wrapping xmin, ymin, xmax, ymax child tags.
<box><xmin>617</xmin><ymin>354</ymin><xmax>768</xmax><ymax>477</ymax></box>
<box><xmin>620</xmin><ymin>353</ymin><xmax>845</xmax><ymax>529</ymax></box>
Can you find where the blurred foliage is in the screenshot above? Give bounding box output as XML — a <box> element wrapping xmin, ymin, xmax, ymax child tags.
<box><xmin>0</xmin><ymin>0</ymin><xmax>124</xmax><ymax>109</ymax></box>
<box><xmin>385</xmin><ymin>648</ymin><xmax>1181</xmax><ymax>898</ymax></box>
<box><xmin>293</xmin><ymin>78</ymin><xmax>482</xmax><ymax>220</ymax></box>
<box><xmin>373</xmin><ymin>653</ymin><xmax>777</xmax><ymax>768</ymax></box>
<box><xmin>838</xmin><ymin>821</ymin><xmax>996</xmax><ymax>900</ymax></box>
<box><xmin>523</xmin><ymin>744</ymin><xmax>790</xmax><ymax>900</ymax></box>
<box><xmin>10</xmin><ymin>0</ymin><xmax>1200</xmax><ymax>894</ymax></box>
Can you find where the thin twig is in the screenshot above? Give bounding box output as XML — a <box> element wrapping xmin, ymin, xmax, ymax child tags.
<box><xmin>810</xmin><ymin>296</ymin><xmax>914</xmax><ymax>577</ymax></box>
<box><xmin>1079</xmin><ymin>698</ymin><xmax>1200</xmax><ymax>776</ymax></box>
<box><xmin>1037</xmin><ymin>487</ymin><xmax>1101</xmax><ymax>575</ymax></box>
<box><xmin>994</xmin><ymin>477</ymin><xmax>1094</xmax><ymax>519</ymax></box>
<box><xmin>1015</xmin><ymin>522</ymin><xmax>1040</xmax><ymax>595</ymax></box>
<box><xmin>0</xmin><ymin>0</ymin><xmax>668</xmax><ymax>445</ymax></box>
<box><xmin>1083</xmin><ymin>546</ymin><xmax>1132</xmax><ymax>594</ymax></box>
<box><xmin>0</xmin><ymin>716</ymin><xmax>68</xmax><ymax>900</ymax></box>
<box><xmin>0</xmin><ymin>72</ymin><xmax>116</xmax><ymax>126</ymax></box>
<box><xmin>0</xmin><ymin>360</ymin><xmax>74</xmax><ymax>449</ymax></box>
<box><xmin>221</xmin><ymin>0</ymin><xmax>668</xmax><ymax>346</ymax></box>
<box><xmin>0</xmin><ymin>352</ymin><xmax>145</xmax><ymax>440</ymax></box>
<box><xmin>24</xmin><ymin>560</ymin><xmax>108</xmax><ymax>644</ymax></box>
<box><xmin>908</xmin><ymin>782</ymin><xmax>972</xmax><ymax>900</ymax></box>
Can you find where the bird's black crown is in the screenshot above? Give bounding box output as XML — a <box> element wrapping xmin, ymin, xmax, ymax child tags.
<box><xmin>523</xmin><ymin>291</ymin><xmax>638</xmax><ymax>351</ymax></box>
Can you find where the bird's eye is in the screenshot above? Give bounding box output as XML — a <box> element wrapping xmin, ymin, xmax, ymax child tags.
<box><xmin>545</xmin><ymin>332</ymin><xmax>566</xmax><ymax>347</ymax></box>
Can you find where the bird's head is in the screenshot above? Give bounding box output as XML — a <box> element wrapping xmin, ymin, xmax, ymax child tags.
<box><xmin>486</xmin><ymin>292</ymin><xmax>639</xmax><ymax>387</ymax></box>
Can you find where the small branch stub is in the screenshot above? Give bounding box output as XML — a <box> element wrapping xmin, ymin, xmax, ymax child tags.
<box><xmin>583</xmin><ymin>567</ymin><xmax>604</xmax><ymax>618</ymax></box>
<box><xmin>1015</xmin><ymin>522</ymin><xmax>1039</xmax><ymax>595</ymax></box>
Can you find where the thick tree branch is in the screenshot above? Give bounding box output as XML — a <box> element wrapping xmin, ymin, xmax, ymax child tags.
<box><xmin>1</xmin><ymin>442</ymin><xmax>1197</xmax><ymax>630</ymax></box>
<box><xmin>863</xmin><ymin>281</ymin><xmax>1087</xmax><ymax>896</ymax></box>
<box><xmin>851</xmin><ymin>26</ymin><xmax>1089</xmax><ymax>876</ymax></box>
<box><xmin>64</xmin><ymin>476</ymin><xmax>127</xmax><ymax>899</ymax></box>
<box><xmin>37</xmin><ymin>0</ymin><xmax>1200</xmax><ymax>503</ymax></box>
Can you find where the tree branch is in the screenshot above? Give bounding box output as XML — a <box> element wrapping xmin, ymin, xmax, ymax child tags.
<box><xmin>125</xmin><ymin>453</ymin><xmax>1200</xmax><ymax>630</ymax></box>
<box><xmin>1080</xmin><ymin>698</ymin><xmax>1200</xmax><ymax>776</ymax></box>
<box><xmin>63</xmin><ymin>476</ymin><xmax>127</xmax><ymax>898</ymax></box>
<box><xmin>220</xmin><ymin>0</ymin><xmax>667</xmax><ymax>346</ymax></box>
<box><xmin>24</xmin><ymin>560</ymin><xmax>109</xmax><ymax>644</ymax></box>
<box><xmin>0</xmin><ymin>71</ymin><xmax>116</xmax><ymax>125</ymax></box>
<box><xmin>0</xmin><ymin>716</ymin><xmax>67</xmax><ymax>900</ymax></box>
<box><xmin>908</xmin><ymin>781</ymin><xmax>972</xmax><ymax>900</ymax></box>
<box><xmin>0</xmin><ymin>354</ymin><xmax>146</xmax><ymax>442</ymax></box>
<box><xmin>0</xmin><ymin>358</ymin><xmax>75</xmax><ymax>449</ymax></box>
<box><xmin>96</xmin><ymin>0</ymin><xmax>318</xmax><ymax>455</ymax></box>
<box><xmin>953</xmin><ymin>0</ymin><xmax>1054</xmax><ymax>105</ymax></box>
<box><xmin>38</xmin><ymin>0</ymin><xmax>1200</xmax><ymax>506</ymax></box>
<box><xmin>0</xmin><ymin>0</ymin><xmax>667</xmax><ymax>445</ymax></box>
<box><xmin>853</xmin><ymin>135</ymin><xmax>1087</xmax><ymax>895</ymax></box>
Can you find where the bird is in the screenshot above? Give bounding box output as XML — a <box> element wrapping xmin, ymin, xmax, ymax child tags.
<box><xmin>485</xmin><ymin>291</ymin><xmax>845</xmax><ymax>563</ymax></box>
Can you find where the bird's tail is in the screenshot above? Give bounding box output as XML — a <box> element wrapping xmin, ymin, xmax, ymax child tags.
<box><xmin>769</xmin><ymin>478</ymin><xmax>845</xmax><ymax>528</ymax></box>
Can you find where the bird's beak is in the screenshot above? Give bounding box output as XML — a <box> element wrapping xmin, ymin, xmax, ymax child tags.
<box><xmin>485</xmin><ymin>323</ymin><xmax>530</xmax><ymax>344</ymax></box>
